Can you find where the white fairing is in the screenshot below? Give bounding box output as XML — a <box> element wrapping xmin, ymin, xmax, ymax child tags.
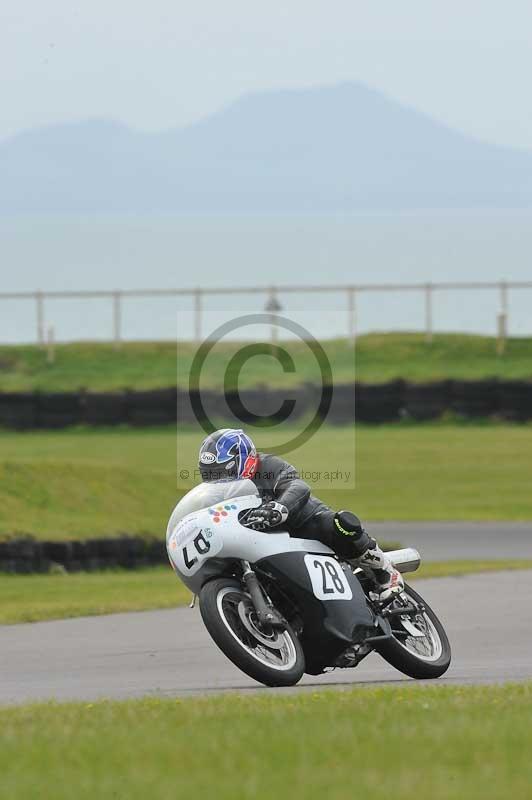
<box><xmin>166</xmin><ymin>479</ymin><xmax>333</xmax><ymax>593</ymax></box>
<box><xmin>166</xmin><ymin>479</ymin><xmax>421</xmax><ymax>594</ymax></box>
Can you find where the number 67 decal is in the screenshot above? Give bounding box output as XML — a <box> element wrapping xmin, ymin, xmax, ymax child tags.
<box><xmin>173</xmin><ymin>528</ymin><xmax>223</xmax><ymax>576</ymax></box>
<box><xmin>182</xmin><ymin>531</ymin><xmax>211</xmax><ymax>570</ymax></box>
<box><xmin>304</xmin><ymin>554</ymin><xmax>353</xmax><ymax>601</ymax></box>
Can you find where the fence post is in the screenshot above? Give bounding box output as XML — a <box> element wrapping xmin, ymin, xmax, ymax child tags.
<box><xmin>194</xmin><ymin>288</ymin><xmax>202</xmax><ymax>342</ymax></box>
<box><xmin>46</xmin><ymin>325</ymin><xmax>56</xmax><ymax>364</ymax></box>
<box><xmin>35</xmin><ymin>290</ymin><xmax>45</xmax><ymax>346</ymax></box>
<box><xmin>425</xmin><ymin>283</ymin><xmax>433</xmax><ymax>344</ymax></box>
<box><xmin>265</xmin><ymin>287</ymin><xmax>282</xmax><ymax>344</ymax></box>
<box><xmin>497</xmin><ymin>280</ymin><xmax>508</xmax><ymax>356</ymax></box>
<box><xmin>347</xmin><ymin>288</ymin><xmax>356</xmax><ymax>346</ymax></box>
<box><xmin>113</xmin><ymin>291</ymin><xmax>122</xmax><ymax>350</ymax></box>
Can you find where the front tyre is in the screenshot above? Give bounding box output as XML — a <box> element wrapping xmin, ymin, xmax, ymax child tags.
<box><xmin>374</xmin><ymin>584</ymin><xmax>451</xmax><ymax>679</ymax></box>
<box><xmin>199</xmin><ymin>577</ymin><xmax>305</xmax><ymax>687</ymax></box>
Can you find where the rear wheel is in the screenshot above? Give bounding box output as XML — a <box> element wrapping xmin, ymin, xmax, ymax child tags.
<box><xmin>199</xmin><ymin>577</ymin><xmax>306</xmax><ymax>687</ymax></box>
<box><xmin>374</xmin><ymin>583</ymin><xmax>451</xmax><ymax>679</ymax></box>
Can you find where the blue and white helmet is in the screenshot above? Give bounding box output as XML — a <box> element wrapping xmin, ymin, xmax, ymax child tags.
<box><xmin>198</xmin><ymin>428</ymin><xmax>258</xmax><ymax>482</ymax></box>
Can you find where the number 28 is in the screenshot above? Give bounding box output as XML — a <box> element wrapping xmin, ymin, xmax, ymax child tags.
<box><xmin>314</xmin><ymin>559</ymin><xmax>345</xmax><ymax>594</ymax></box>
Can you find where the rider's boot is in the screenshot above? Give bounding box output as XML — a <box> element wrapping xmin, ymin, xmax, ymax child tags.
<box><xmin>355</xmin><ymin>541</ymin><xmax>404</xmax><ymax>601</ymax></box>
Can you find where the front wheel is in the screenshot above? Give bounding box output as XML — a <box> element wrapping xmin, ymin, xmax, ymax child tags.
<box><xmin>374</xmin><ymin>583</ymin><xmax>451</xmax><ymax>679</ymax></box>
<box><xmin>199</xmin><ymin>577</ymin><xmax>306</xmax><ymax>687</ymax></box>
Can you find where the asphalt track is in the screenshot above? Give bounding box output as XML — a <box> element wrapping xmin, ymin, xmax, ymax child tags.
<box><xmin>2</xmin><ymin>570</ymin><xmax>532</xmax><ymax>705</ymax></box>
<box><xmin>371</xmin><ymin>521</ymin><xmax>532</xmax><ymax>560</ymax></box>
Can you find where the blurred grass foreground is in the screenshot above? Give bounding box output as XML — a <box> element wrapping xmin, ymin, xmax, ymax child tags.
<box><xmin>2</xmin><ymin>684</ymin><xmax>532</xmax><ymax>800</ymax></box>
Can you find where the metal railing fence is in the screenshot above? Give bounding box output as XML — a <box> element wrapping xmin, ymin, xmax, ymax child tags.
<box><xmin>1</xmin><ymin>280</ymin><xmax>532</xmax><ymax>352</ymax></box>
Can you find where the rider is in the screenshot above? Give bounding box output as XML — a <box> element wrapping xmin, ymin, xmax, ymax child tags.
<box><xmin>197</xmin><ymin>428</ymin><xmax>404</xmax><ymax>600</ymax></box>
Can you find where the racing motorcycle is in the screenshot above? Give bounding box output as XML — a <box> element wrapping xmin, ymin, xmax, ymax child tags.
<box><xmin>166</xmin><ymin>479</ymin><xmax>451</xmax><ymax>687</ymax></box>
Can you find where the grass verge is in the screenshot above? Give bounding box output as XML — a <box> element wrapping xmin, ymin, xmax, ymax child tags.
<box><xmin>2</xmin><ymin>423</ymin><xmax>532</xmax><ymax>539</ymax></box>
<box><xmin>1</xmin><ymin>332</ymin><xmax>532</xmax><ymax>391</ymax></box>
<box><xmin>0</xmin><ymin>566</ymin><xmax>187</xmax><ymax>624</ymax></box>
<box><xmin>1</xmin><ymin>683</ymin><xmax>531</xmax><ymax>800</ymax></box>
<box><xmin>1</xmin><ymin>561</ymin><xmax>531</xmax><ymax>625</ymax></box>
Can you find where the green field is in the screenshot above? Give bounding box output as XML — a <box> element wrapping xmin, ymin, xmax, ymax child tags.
<box><xmin>1</xmin><ymin>683</ymin><xmax>531</xmax><ymax>800</ymax></box>
<box><xmin>1</xmin><ymin>332</ymin><xmax>532</xmax><ymax>391</ymax></box>
<box><xmin>2</xmin><ymin>562</ymin><xmax>531</xmax><ymax>625</ymax></box>
<box><xmin>1</xmin><ymin>422</ymin><xmax>532</xmax><ymax>540</ymax></box>
<box><xmin>0</xmin><ymin>566</ymin><xmax>187</xmax><ymax>624</ymax></box>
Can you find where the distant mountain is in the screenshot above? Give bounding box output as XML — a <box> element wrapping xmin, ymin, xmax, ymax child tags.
<box><xmin>1</xmin><ymin>83</ymin><xmax>532</xmax><ymax>214</ymax></box>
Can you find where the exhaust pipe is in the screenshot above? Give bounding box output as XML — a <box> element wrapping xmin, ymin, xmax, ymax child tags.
<box><xmin>386</xmin><ymin>547</ymin><xmax>421</xmax><ymax>574</ymax></box>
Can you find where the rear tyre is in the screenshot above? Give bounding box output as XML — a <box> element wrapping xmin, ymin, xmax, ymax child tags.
<box><xmin>374</xmin><ymin>583</ymin><xmax>451</xmax><ymax>679</ymax></box>
<box><xmin>199</xmin><ymin>577</ymin><xmax>306</xmax><ymax>687</ymax></box>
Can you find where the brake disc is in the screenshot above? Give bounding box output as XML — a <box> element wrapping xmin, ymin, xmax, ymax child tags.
<box><xmin>237</xmin><ymin>600</ymin><xmax>285</xmax><ymax>649</ymax></box>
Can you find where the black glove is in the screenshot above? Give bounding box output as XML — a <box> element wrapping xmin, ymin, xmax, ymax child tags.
<box><xmin>247</xmin><ymin>501</ymin><xmax>289</xmax><ymax>531</ymax></box>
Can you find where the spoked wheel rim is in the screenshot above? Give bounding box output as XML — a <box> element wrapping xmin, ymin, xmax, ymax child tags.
<box><xmin>389</xmin><ymin>593</ymin><xmax>443</xmax><ymax>663</ymax></box>
<box><xmin>216</xmin><ymin>586</ymin><xmax>298</xmax><ymax>672</ymax></box>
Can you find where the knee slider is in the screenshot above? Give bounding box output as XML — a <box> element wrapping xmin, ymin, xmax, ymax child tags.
<box><xmin>334</xmin><ymin>511</ymin><xmax>372</xmax><ymax>557</ymax></box>
<box><xmin>334</xmin><ymin>511</ymin><xmax>363</xmax><ymax>537</ymax></box>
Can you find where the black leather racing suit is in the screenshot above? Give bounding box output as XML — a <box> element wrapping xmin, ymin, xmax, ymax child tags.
<box><xmin>252</xmin><ymin>453</ymin><xmax>371</xmax><ymax>559</ymax></box>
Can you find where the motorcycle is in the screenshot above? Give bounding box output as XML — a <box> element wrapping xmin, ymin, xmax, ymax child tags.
<box><xmin>166</xmin><ymin>478</ymin><xmax>451</xmax><ymax>687</ymax></box>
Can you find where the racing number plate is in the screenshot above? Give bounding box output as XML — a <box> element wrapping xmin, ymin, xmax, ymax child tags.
<box><xmin>304</xmin><ymin>554</ymin><xmax>353</xmax><ymax>601</ymax></box>
<box><xmin>169</xmin><ymin>518</ymin><xmax>222</xmax><ymax>576</ymax></box>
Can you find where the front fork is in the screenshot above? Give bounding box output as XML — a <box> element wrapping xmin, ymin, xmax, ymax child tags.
<box><xmin>240</xmin><ymin>560</ymin><xmax>287</xmax><ymax>630</ymax></box>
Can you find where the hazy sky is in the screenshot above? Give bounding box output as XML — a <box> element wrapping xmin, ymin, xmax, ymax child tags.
<box><xmin>1</xmin><ymin>1</ymin><xmax>532</xmax><ymax>148</ymax></box>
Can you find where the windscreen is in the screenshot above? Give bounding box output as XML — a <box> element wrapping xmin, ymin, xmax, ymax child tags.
<box><xmin>170</xmin><ymin>479</ymin><xmax>259</xmax><ymax>525</ymax></box>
